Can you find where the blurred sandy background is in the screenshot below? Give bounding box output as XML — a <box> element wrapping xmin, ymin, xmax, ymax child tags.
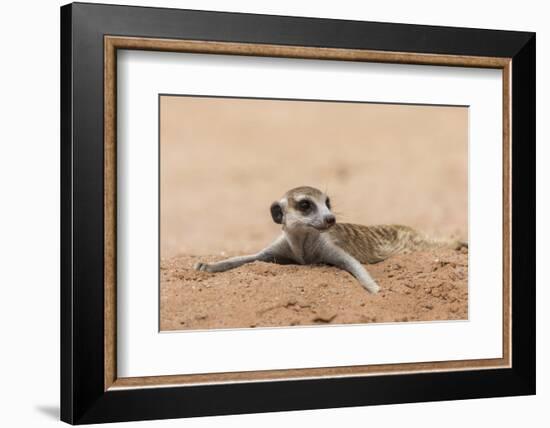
<box><xmin>161</xmin><ymin>96</ymin><xmax>467</xmax><ymax>258</ymax></box>
<box><xmin>160</xmin><ymin>95</ymin><xmax>468</xmax><ymax>330</ymax></box>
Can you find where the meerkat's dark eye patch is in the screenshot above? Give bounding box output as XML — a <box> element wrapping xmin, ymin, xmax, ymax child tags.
<box><xmin>297</xmin><ymin>199</ymin><xmax>313</xmax><ymax>212</ymax></box>
<box><xmin>326</xmin><ymin>198</ymin><xmax>331</xmax><ymax>209</ymax></box>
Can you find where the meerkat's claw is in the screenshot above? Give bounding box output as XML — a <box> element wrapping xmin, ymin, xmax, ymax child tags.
<box><xmin>365</xmin><ymin>282</ymin><xmax>380</xmax><ymax>294</ymax></box>
<box><xmin>194</xmin><ymin>262</ymin><xmax>211</xmax><ymax>272</ymax></box>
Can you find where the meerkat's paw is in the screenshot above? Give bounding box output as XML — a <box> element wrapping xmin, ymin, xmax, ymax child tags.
<box><xmin>194</xmin><ymin>262</ymin><xmax>213</xmax><ymax>272</ymax></box>
<box><xmin>364</xmin><ymin>281</ymin><xmax>380</xmax><ymax>294</ymax></box>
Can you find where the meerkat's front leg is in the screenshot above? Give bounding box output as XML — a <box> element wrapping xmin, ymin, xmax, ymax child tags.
<box><xmin>194</xmin><ymin>254</ymin><xmax>261</xmax><ymax>273</ymax></box>
<box><xmin>194</xmin><ymin>235</ymin><xmax>294</xmax><ymax>273</ymax></box>
<box><xmin>322</xmin><ymin>246</ymin><xmax>380</xmax><ymax>294</ymax></box>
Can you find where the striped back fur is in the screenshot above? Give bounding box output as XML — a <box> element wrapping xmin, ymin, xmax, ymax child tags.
<box><xmin>328</xmin><ymin>223</ymin><xmax>466</xmax><ymax>264</ymax></box>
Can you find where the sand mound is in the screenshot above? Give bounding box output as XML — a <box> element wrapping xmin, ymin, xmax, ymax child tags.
<box><xmin>160</xmin><ymin>247</ymin><xmax>468</xmax><ymax>331</ymax></box>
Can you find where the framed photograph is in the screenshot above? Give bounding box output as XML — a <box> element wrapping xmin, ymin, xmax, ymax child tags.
<box><xmin>60</xmin><ymin>2</ymin><xmax>535</xmax><ymax>424</ymax></box>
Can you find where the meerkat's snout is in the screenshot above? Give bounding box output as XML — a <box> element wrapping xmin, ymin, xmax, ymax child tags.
<box><xmin>324</xmin><ymin>214</ymin><xmax>336</xmax><ymax>228</ymax></box>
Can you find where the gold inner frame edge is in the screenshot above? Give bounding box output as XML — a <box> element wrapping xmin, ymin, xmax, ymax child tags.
<box><xmin>104</xmin><ymin>35</ymin><xmax>512</xmax><ymax>391</ymax></box>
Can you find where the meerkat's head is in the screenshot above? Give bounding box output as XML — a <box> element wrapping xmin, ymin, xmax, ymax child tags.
<box><xmin>270</xmin><ymin>186</ymin><xmax>336</xmax><ymax>231</ymax></box>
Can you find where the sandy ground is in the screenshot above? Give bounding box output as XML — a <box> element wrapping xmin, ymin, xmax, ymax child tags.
<box><xmin>160</xmin><ymin>96</ymin><xmax>468</xmax><ymax>331</ymax></box>
<box><xmin>160</xmin><ymin>248</ymin><xmax>468</xmax><ymax>331</ymax></box>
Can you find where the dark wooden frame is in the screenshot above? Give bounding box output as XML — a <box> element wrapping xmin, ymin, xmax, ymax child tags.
<box><xmin>61</xmin><ymin>2</ymin><xmax>536</xmax><ymax>424</ymax></box>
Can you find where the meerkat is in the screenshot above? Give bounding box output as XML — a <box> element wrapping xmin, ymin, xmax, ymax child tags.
<box><xmin>194</xmin><ymin>186</ymin><xmax>467</xmax><ymax>293</ymax></box>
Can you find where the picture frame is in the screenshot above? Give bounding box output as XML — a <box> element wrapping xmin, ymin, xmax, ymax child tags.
<box><xmin>60</xmin><ymin>2</ymin><xmax>535</xmax><ymax>424</ymax></box>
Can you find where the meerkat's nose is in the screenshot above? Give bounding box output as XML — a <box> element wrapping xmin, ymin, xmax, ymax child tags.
<box><xmin>324</xmin><ymin>215</ymin><xmax>336</xmax><ymax>226</ymax></box>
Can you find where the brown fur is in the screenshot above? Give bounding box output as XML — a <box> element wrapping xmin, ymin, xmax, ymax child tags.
<box><xmin>328</xmin><ymin>223</ymin><xmax>466</xmax><ymax>264</ymax></box>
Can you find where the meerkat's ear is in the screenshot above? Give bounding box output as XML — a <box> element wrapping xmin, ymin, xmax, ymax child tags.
<box><xmin>270</xmin><ymin>201</ymin><xmax>283</xmax><ymax>224</ymax></box>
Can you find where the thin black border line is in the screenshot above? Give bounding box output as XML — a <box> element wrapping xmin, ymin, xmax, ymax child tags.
<box><xmin>158</xmin><ymin>94</ymin><xmax>161</xmax><ymax>332</ymax></box>
<box><xmin>156</xmin><ymin>92</ymin><xmax>469</xmax><ymax>333</ymax></box>
<box><xmin>159</xmin><ymin>92</ymin><xmax>470</xmax><ymax>109</ymax></box>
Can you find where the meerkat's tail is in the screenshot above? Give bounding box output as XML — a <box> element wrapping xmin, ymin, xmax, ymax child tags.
<box><xmin>386</xmin><ymin>227</ymin><xmax>468</xmax><ymax>258</ymax></box>
<box><xmin>412</xmin><ymin>231</ymin><xmax>468</xmax><ymax>252</ymax></box>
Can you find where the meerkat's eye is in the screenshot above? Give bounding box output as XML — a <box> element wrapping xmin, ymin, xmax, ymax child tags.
<box><xmin>298</xmin><ymin>199</ymin><xmax>312</xmax><ymax>211</ymax></box>
<box><xmin>326</xmin><ymin>198</ymin><xmax>331</xmax><ymax>209</ymax></box>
